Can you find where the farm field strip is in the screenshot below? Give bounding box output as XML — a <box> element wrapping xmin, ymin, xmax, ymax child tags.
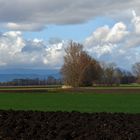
<box><xmin>0</xmin><ymin>86</ymin><xmax>140</xmax><ymax>94</ymax></box>
<box><xmin>0</xmin><ymin>92</ymin><xmax>139</xmax><ymax>113</ymax></box>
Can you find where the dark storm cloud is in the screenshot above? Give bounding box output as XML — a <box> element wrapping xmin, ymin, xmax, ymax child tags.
<box><xmin>0</xmin><ymin>0</ymin><xmax>139</xmax><ymax>31</ymax></box>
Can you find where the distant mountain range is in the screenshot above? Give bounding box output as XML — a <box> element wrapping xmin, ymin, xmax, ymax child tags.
<box><xmin>0</xmin><ymin>69</ymin><xmax>61</xmax><ymax>82</ymax></box>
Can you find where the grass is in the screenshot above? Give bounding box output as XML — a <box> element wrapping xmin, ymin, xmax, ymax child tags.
<box><xmin>120</xmin><ymin>83</ymin><xmax>140</xmax><ymax>87</ymax></box>
<box><xmin>0</xmin><ymin>92</ymin><xmax>139</xmax><ymax>113</ymax></box>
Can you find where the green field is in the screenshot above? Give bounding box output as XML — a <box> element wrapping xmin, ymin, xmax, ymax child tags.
<box><xmin>0</xmin><ymin>92</ymin><xmax>139</xmax><ymax>113</ymax></box>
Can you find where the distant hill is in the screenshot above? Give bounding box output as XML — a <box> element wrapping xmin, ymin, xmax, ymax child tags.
<box><xmin>0</xmin><ymin>69</ymin><xmax>60</xmax><ymax>82</ymax></box>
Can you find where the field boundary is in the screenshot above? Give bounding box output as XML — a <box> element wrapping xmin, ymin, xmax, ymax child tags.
<box><xmin>0</xmin><ymin>86</ymin><xmax>140</xmax><ymax>94</ymax></box>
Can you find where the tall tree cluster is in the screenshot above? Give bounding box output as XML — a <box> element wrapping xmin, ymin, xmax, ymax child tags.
<box><xmin>61</xmin><ymin>41</ymin><xmax>101</xmax><ymax>87</ymax></box>
<box><xmin>61</xmin><ymin>41</ymin><xmax>137</xmax><ymax>87</ymax></box>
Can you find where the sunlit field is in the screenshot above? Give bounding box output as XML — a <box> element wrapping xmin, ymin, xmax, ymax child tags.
<box><xmin>0</xmin><ymin>87</ymin><xmax>139</xmax><ymax>113</ymax></box>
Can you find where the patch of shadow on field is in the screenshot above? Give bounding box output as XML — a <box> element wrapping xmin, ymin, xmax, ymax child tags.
<box><xmin>0</xmin><ymin>110</ymin><xmax>139</xmax><ymax>140</ymax></box>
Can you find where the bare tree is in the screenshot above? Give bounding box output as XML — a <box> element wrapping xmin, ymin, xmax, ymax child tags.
<box><xmin>114</xmin><ymin>68</ymin><xmax>123</xmax><ymax>86</ymax></box>
<box><xmin>100</xmin><ymin>62</ymin><xmax>116</xmax><ymax>86</ymax></box>
<box><xmin>78</xmin><ymin>54</ymin><xmax>102</xmax><ymax>86</ymax></box>
<box><xmin>61</xmin><ymin>41</ymin><xmax>83</xmax><ymax>87</ymax></box>
<box><xmin>61</xmin><ymin>41</ymin><xmax>101</xmax><ymax>87</ymax></box>
<box><xmin>132</xmin><ymin>62</ymin><xmax>140</xmax><ymax>83</ymax></box>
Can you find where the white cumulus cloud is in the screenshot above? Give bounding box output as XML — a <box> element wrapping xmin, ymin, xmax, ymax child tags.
<box><xmin>132</xmin><ymin>10</ymin><xmax>140</xmax><ymax>34</ymax></box>
<box><xmin>5</xmin><ymin>22</ymin><xmax>45</xmax><ymax>31</ymax></box>
<box><xmin>84</xmin><ymin>11</ymin><xmax>140</xmax><ymax>69</ymax></box>
<box><xmin>1</xmin><ymin>10</ymin><xmax>140</xmax><ymax>70</ymax></box>
<box><xmin>0</xmin><ymin>31</ymin><xmax>66</xmax><ymax>69</ymax></box>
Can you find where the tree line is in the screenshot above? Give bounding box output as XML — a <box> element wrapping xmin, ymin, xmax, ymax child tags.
<box><xmin>0</xmin><ymin>76</ymin><xmax>62</xmax><ymax>86</ymax></box>
<box><xmin>61</xmin><ymin>41</ymin><xmax>139</xmax><ymax>87</ymax></box>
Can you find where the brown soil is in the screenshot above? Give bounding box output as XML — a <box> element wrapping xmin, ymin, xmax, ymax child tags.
<box><xmin>0</xmin><ymin>110</ymin><xmax>140</xmax><ymax>140</ymax></box>
<box><xmin>66</xmin><ymin>88</ymin><xmax>140</xmax><ymax>94</ymax></box>
<box><xmin>0</xmin><ymin>87</ymin><xmax>140</xmax><ymax>94</ymax></box>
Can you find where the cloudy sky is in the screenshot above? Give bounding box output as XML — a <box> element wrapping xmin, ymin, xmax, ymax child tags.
<box><xmin>0</xmin><ymin>0</ymin><xmax>140</xmax><ymax>70</ymax></box>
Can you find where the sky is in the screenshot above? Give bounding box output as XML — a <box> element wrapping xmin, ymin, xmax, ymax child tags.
<box><xmin>0</xmin><ymin>0</ymin><xmax>140</xmax><ymax>71</ymax></box>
